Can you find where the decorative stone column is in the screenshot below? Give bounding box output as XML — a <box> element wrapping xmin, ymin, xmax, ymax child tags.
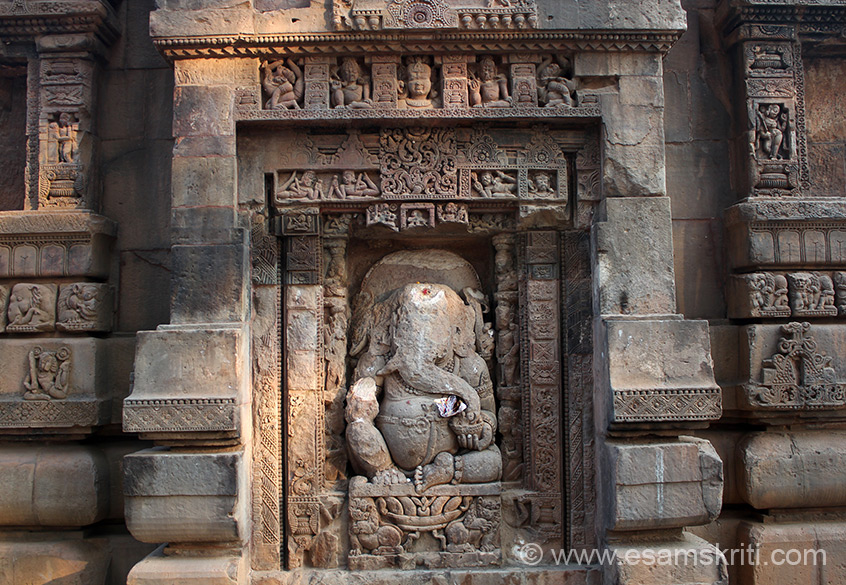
<box><xmin>0</xmin><ymin>3</ymin><xmax>125</xmax><ymax>582</ymax></box>
<box><xmin>123</xmin><ymin>58</ymin><xmax>259</xmax><ymax>585</ymax></box>
<box><xmin>718</xmin><ymin>5</ymin><xmax>846</xmax><ymax>583</ymax></box>
<box><xmin>581</xmin><ymin>49</ymin><xmax>727</xmax><ymax>584</ymax></box>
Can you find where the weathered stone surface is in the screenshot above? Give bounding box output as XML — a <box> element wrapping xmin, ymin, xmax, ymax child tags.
<box><xmin>594</xmin><ymin>197</ymin><xmax>676</xmax><ymax>316</ymax></box>
<box><xmin>673</xmin><ymin>219</ymin><xmax>726</xmax><ymax>319</ymax></box>
<box><xmin>124</xmin><ymin>449</ymin><xmax>246</xmax><ymax>544</ymax></box>
<box><xmin>736</xmin><ymin>521</ymin><xmax>843</xmax><ymax>585</ymax></box>
<box><xmin>174</xmin><ymin>58</ymin><xmax>259</xmax><ymax>87</ymax></box>
<box><xmin>0</xmin><ymin>535</ymin><xmax>110</xmax><ymax>585</ymax></box>
<box><xmin>0</xmin><ymin>445</ymin><xmax>108</xmax><ymax>527</ymax></box>
<box><xmin>602</xmin><ymin>319</ymin><xmax>721</xmax><ymax>426</ymax></box>
<box><xmin>127</xmin><ymin>547</ymin><xmax>247</xmax><ymax>585</ymax></box>
<box><xmin>605</xmin><ymin>533</ymin><xmax>727</xmax><ymax>585</ymax></box>
<box><xmin>170</xmin><ymin>242</ymin><xmax>249</xmax><ymax>324</ymax></box>
<box><xmin>604</xmin><ymin>437</ymin><xmax>722</xmax><ymax>532</ymax></box>
<box><xmin>0</xmin><ymin>211</ymin><xmax>116</xmax><ymax>279</ymax></box>
<box><xmin>259</xmin><ymin>566</ymin><xmax>601</xmax><ymax>585</ymax></box>
<box><xmin>739</xmin><ymin>431</ymin><xmax>846</xmax><ymax>510</ymax></box>
<box><xmin>123</xmin><ymin>324</ymin><xmax>246</xmax><ymax>434</ymax></box>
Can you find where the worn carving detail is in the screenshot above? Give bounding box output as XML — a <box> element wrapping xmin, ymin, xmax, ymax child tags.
<box><xmin>380</xmin><ymin>127</ymin><xmax>457</xmax><ymax>197</ymax></box>
<box><xmin>728</xmin><ymin>273</ymin><xmax>791</xmax><ymax>319</ymax></box>
<box><xmin>6</xmin><ymin>283</ymin><xmax>57</xmax><ymax>333</ymax></box>
<box><xmin>262</xmin><ymin>59</ymin><xmax>305</xmax><ymax>110</ymax></box>
<box><xmin>23</xmin><ymin>346</ymin><xmax>71</xmax><ymax>401</ymax></box>
<box><xmin>613</xmin><ymin>388</ymin><xmax>723</xmax><ymax>422</ymax></box>
<box><xmin>740</xmin><ymin>40</ymin><xmax>807</xmax><ymax>197</ymax></box>
<box><xmin>251</xmin><ymin>213</ymin><xmax>279</xmax><ymax>286</ymax></box>
<box><xmin>331</xmin><ymin>57</ymin><xmax>373</xmax><ymax>109</ymax></box>
<box><xmin>0</xmin><ymin>400</ymin><xmax>99</xmax><ymax>428</ymax></box>
<box><xmin>536</xmin><ymin>56</ymin><xmax>576</xmax><ymax>107</ymax></box>
<box><xmin>323</xmin><ymin>238</ymin><xmax>349</xmax><ymax>486</ymax></box>
<box><xmin>348</xmin><ymin>479</ymin><xmax>500</xmax><ymax>569</ymax></box>
<box><xmin>40</xmin><ymin>112</ymin><xmax>85</xmax><ymax>207</ymax></box>
<box><xmin>56</xmin><ymin>283</ymin><xmax>113</xmax><ymax>332</ymax></box>
<box><xmin>399</xmin><ymin>57</ymin><xmax>440</xmax><ymax>109</ymax></box>
<box><xmin>745</xmin><ymin>322</ymin><xmax>846</xmax><ymax>410</ymax></box>
<box><xmin>788</xmin><ymin>272</ymin><xmax>837</xmax><ymax>317</ymax></box>
<box><xmin>337</xmin><ymin>0</ymin><xmax>537</xmax><ymax>30</ymax></box>
<box><xmin>122</xmin><ymin>398</ymin><xmax>238</xmax><ymax>432</ymax></box>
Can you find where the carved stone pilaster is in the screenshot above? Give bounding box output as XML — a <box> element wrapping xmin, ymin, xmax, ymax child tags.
<box><xmin>32</xmin><ymin>34</ymin><xmax>105</xmax><ymax>211</ymax></box>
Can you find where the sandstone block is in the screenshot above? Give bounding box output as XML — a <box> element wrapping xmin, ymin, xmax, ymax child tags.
<box><xmin>174</xmin><ymin>58</ymin><xmax>259</xmax><ymax>87</ymax></box>
<box><xmin>594</xmin><ymin>197</ymin><xmax>676</xmax><ymax>316</ymax></box>
<box><xmin>150</xmin><ymin>8</ymin><xmax>255</xmax><ymax>40</ymax></box>
<box><xmin>602</xmin><ymin>319</ymin><xmax>721</xmax><ymax>427</ymax></box>
<box><xmin>0</xmin><ymin>211</ymin><xmax>116</xmax><ymax>279</ymax></box>
<box><xmin>0</xmin><ymin>445</ymin><xmax>108</xmax><ymax>527</ymax></box>
<box><xmin>0</xmin><ymin>535</ymin><xmax>109</xmax><ymax>585</ymax></box>
<box><xmin>726</xmin><ymin>274</ymin><xmax>790</xmax><ymax>319</ymax></box>
<box><xmin>605</xmin><ymin>533</ymin><xmax>726</xmax><ymax>585</ymax></box>
<box><xmin>171</xmin><ymin>156</ymin><xmax>237</xmax><ymax>208</ymax></box>
<box><xmin>124</xmin><ymin>449</ymin><xmax>246</xmax><ymax>544</ymax></box>
<box><xmin>605</xmin><ymin>437</ymin><xmax>722</xmax><ymax>531</ymax></box>
<box><xmin>739</xmin><ymin>431</ymin><xmax>846</xmax><ymax>509</ymax></box>
<box><xmin>127</xmin><ymin>547</ymin><xmax>247</xmax><ymax>585</ymax></box>
<box><xmin>170</xmin><ymin>242</ymin><xmax>249</xmax><ymax>324</ymax></box>
<box><xmin>123</xmin><ymin>324</ymin><xmax>247</xmax><ymax>435</ymax></box>
<box><xmin>724</xmin><ymin>200</ymin><xmax>846</xmax><ymax>270</ymax></box>
<box><xmin>736</xmin><ymin>521</ymin><xmax>839</xmax><ymax>585</ymax></box>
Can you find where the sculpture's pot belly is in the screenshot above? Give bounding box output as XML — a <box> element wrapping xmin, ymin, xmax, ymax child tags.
<box><xmin>377</xmin><ymin>396</ymin><xmax>458</xmax><ymax>471</ymax></box>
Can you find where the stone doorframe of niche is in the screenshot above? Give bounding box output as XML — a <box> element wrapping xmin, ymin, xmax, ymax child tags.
<box><xmin>121</xmin><ymin>15</ymin><xmax>723</xmax><ymax>585</ymax></box>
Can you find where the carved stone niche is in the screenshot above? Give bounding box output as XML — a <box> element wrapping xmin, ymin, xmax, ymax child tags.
<box><xmin>345</xmin><ymin>252</ymin><xmax>502</xmax><ymax>569</ymax></box>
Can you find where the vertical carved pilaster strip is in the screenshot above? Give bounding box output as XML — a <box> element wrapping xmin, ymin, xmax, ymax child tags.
<box><xmin>439</xmin><ymin>54</ymin><xmax>469</xmax><ymax>109</ymax></box>
<box><xmin>251</xmin><ymin>213</ymin><xmax>281</xmax><ymax>570</ymax></box>
<box><xmin>304</xmin><ymin>56</ymin><xmax>331</xmax><ymax>110</ymax></box>
<box><xmin>739</xmin><ymin>26</ymin><xmax>806</xmax><ymax>197</ymax></box>
<box><xmin>368</xmin><ymin>55</ymin><xmax>400</xmax><ymax>108</ymax></box>
<box><xmin>562</xmin><ymin>230</ymin><xmax>595</xmax><ymax>551</ymax></box>
<box><xmin>508</xmin><ymin>58</ymin><xmax>539</xmax><ymax>108</ymax></box>
<box><xmin>25</xmin><ymin>58</ymin><xmax>40</xmax><ymax>209</ymax></box>
<box><xmin>34</xmin><ymin>35</ymin><xmax>101</xmax><ymax>210</ymax></box>
<box><xmin>493</xmin><ymin>233</ymin><xmax>522</xmax><ymax>483</ymax></box>
<box><xmin>322</xmin><ymin>233</ymin><xmax>349</xmax><ymax>490</ymax></box>
<box><xmin>520</xmin><ymin>230</ymin><xmax>563</xmax><ymax>549</ymax></box>
<box><xmin>281</xmin><ymin>211</ymin><xmax>324</xmax><ymax>568</ymax></box>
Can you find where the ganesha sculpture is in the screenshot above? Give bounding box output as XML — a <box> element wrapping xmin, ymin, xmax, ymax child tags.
<box><xmin>346</xmin><ymin>269</ymin><xmax>502</xmax><ymax>569</ymax></box>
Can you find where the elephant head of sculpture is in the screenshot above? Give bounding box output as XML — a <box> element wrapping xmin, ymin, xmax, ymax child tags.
<box><xmin>354</xmin><ymin>282</ymin><xmax>482</xmax><ymax>419</ymax></box>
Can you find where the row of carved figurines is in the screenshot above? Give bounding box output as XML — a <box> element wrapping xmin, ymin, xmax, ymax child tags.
<box><xmin>277</xmin><ymin>169</ymin><xmax>557</xmax><ymax>200</ymax></box>
<box><xmin>262</xmin><ymin>55</ymin><xmax>575</xmax><ymax>110</ymax></box>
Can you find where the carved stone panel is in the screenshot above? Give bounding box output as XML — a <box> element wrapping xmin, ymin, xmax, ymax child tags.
<box><xmin>6</xmin><ymin>283</ymin><xmax>57</xmax><ymax>333</ymax></box>
<box><xmin>56</xmin><ymin>283</ymin><xmax>114</xmax><ymax>332</ymax></box>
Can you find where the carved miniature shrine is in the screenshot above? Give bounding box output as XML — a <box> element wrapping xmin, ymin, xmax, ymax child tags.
<box><xmin>4</xmin><ymin>0</ymin><xmax>846</xmax><ymax>584</ymax></box>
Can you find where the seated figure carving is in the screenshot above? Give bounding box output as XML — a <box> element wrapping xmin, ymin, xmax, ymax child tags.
<box><xmin>346</xmin><ymin>282</ymin><xmax>502</xmax><ymax>493</ymax></box>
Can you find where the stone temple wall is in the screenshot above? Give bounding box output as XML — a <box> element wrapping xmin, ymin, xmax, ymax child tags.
<box><xmin>0</xmin><ymin>1</ymin><xmax>845</xmax><ymax>584</ymax></box>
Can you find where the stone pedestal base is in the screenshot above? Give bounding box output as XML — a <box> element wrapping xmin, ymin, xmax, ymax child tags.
<box><xmin>254</xmin><ymin>566</ymin><xmax>600</xmax><ymax>585</ymax></box>
<box><xmin>127</xmin><ymin>546</ymin><xmax>247</xmax><ymax>585</ymax></box>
